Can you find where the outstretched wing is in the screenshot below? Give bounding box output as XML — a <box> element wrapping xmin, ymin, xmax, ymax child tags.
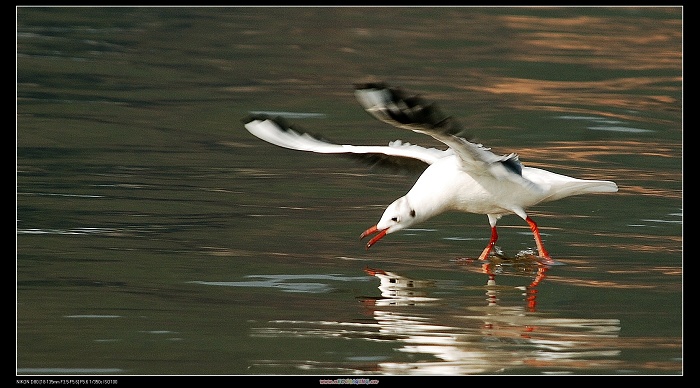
<box><xmin>242</xmin><ymin>114</ymin><xmax>450</xmax><ymax>172</ymax></box>
<box><xmin>354</xmin><ymin>83</ymin><xmax>543</xmax><ymax>192</ymax></box>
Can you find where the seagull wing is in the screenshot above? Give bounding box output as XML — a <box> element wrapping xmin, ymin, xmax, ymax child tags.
<box><xmin>242</xmin><ymin>114</ymin><xmax>450</xmax><ymax>172</ymax></box>
<box><xmin>354</xmin><ymin>83</ymin><xmax>544</xmax><ymax>192</ymax></box>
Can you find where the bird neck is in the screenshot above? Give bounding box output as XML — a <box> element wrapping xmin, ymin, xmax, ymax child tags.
<box><xmin>404</xmin><ymin>190</ymin><xmax>450</xmax><ymax>224</ymax></box>
<box><xmin>404</xmin><ymin>161</ymin><xmax>458</xmax><ymax>222</ymax></box>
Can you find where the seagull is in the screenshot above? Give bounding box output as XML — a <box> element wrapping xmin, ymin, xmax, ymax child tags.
<box><xmin>242</xmin><ymin>82</ymin><xmax>618</xmax><ymax>264</ymax></box>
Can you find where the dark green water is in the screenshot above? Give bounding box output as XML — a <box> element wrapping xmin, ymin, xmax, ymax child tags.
<box><xmin>17</xmin><ymin>7</ymin><xmax>682</xmax><ymax>377</ymax></box>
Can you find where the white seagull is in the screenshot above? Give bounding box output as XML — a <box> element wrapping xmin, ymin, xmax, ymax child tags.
<box><xmin>243</xmin><ymin>83</ymin><xmax>618</xmax><ymax>264</ymax></box>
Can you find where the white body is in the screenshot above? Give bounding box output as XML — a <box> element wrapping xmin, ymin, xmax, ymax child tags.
<box><xmin>410</xmin><ymin>155</ymin><xmax>615</xmax><ymax>217</ymax></box>
<box><xmin>375</xmin><ymin>154</ymin><xmax>617</xmax><ymax>235</ymax></box>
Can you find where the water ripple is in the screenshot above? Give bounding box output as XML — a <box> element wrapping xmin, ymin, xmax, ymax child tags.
<box><xmin>190</xmin><ymin>274</ymin><xmax>370</xmax><ymax>294</ymax></box>
<box><xmin>18</xmin><ymin>227</ymin><xmax>119</xmax><ymax>235</ymax></box>
<box><xmin>18</xmin><ymin>192</ymin><xmax>103</xmax><ymax>198</ymax></box>
<box><xmin>17</xmin><ymin>368</ymin><xmax>125</xmax><ymax>374</ymax></box>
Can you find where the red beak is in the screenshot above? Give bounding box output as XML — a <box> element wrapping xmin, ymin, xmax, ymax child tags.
<box><xmin>360</xmin><ymin>225</ymin><xmax>388</xmax><ymax>250</ymax></box>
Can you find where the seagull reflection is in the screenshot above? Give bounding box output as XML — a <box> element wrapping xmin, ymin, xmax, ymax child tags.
<box><xmin>359</xmin><ymin>263</ymin><xmax>621</xmax><ymax>374</ymax></box>
<box><xmin>250</xmin><ymin>261</ymin><xmax>621</xmax><ymax>375</ymax></box>
<box><xmin>362</xmin><ymin>267</ymin><xmax>439</xmax><ymax>307</ymax></box>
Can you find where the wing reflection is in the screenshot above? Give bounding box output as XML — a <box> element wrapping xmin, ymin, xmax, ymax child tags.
<box><xmin>250</xmin><ymin>261</ymin><xmax>622</xmax><ymax>375</ymax></box>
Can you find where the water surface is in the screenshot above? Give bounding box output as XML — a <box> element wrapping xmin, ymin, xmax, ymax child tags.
<box><xmin>17</xmin><ymin>6</ymin><xmax>682</xmax><ymax>377</ymax></box>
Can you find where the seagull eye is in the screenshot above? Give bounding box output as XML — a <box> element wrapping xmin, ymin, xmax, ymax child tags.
<box><xmin>391</xmin><ymin>217</ymin><xmax>399</xmax><ymax>222</ymax></box>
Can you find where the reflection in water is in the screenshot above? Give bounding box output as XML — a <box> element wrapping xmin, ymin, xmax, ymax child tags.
<box><xmin>363</xmin><ymin>263</ymin><xmax>620</xmax><ymax>374</ymax></box>
<box><xmin>362</xmin><ymin>267</ymin><xmax>439</xmax><ymax>307</ymax></box>
<box><xmin>456</xmin><ymin>249</ymin><xmax>550</xmax><ymax>311</ymax></box>
<box><xmin>251</xmin><ymin>260</ymin><xmax>622</xmax><ymax>375</ymax></box>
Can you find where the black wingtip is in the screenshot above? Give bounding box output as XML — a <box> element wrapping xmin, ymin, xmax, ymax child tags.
<box><xmin>241</xmin><ymin>114</ymin><xmax>293</xmax><ymax>130</ymax></box>
<box><xmin>241</xmin><ymin>113</ymin><xmax>271</xmax><ymax>124</ymax></box>
<box><xmin>354</xmin><ymin>81</ymin><xmax>472</xmax><ymax>139</ymax></box>
<box><xmin>242</xmin><ymin>113</ymin><xmax>335</xmax><ymax>147</ymax></box>
<box><xmin>354</xmin><ymin>81</ymin><xmax>389</xmax><ymax>91</ymax></box>
<box><xmin>355</xmin><ymin>82</ymin><xmax>413</xmax><ymax>102</ymax></box>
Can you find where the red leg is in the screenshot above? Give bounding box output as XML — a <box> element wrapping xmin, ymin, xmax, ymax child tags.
<box><xmin>525</xmin><ymin>216</ymin><xmax>551</xmax><ymax>260</ymax></box>
<box><xmin>478</xmin><ymin>226</ymin><xmax>498</xmax><ymax>260</ymax></box>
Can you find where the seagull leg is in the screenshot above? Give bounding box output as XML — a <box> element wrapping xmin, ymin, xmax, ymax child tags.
<box><xmin>525</xmin><ymin>216</ymin><xmax>551</xmax><ymax>260</ymax></box>
<box><xmin>477</xmin><ymin>226</ymin><xmax>498</xmax><ymax>261</ymax></box>
<box><xmin>477</xmin><ymin>215</ymin><xmax>500</xmax><ymax>260</ymax></box>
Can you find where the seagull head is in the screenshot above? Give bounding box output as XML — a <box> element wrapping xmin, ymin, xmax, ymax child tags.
<box><xmin>360</xmin><ymin>196</ymin><xmax>417</xmax><ymax>249</ymax></box>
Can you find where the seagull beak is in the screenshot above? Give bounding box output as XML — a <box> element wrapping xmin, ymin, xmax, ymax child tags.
<box><xmin>360</xmin><ymin>225</ymin><xmax>388</xmax><ymax>250</ymax></box>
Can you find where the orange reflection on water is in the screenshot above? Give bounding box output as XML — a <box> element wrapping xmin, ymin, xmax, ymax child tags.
<box><xmin>499</xmin><ymin>12</ymin><xmax>681</xmax><ymax>71</ymax></box>
<box><xmin>522</xmin><ymin>141</ymin><xmax>680</xmax><ymax>164</ymax></box>
<box><xmin>546</xmin><ymin>275</ymin><xmax>655</xmax><ymax>289</ymax></box>
<box><xmin>570</xmin><ymin>240</ymin><xmax>682</xmax><ymax>254</ymax></box>
<box><xmin>617</xmin><ymin>184</ymin><xmax>681</xmax><ymax>199</ymax></box>
<box><xmin>471</xmin><ymin>76</ymin><xmax>680</xmax><ymax>113</ymax></box>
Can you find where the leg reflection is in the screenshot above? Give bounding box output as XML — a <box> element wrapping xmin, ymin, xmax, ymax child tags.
<box><xmin>479</xmin><ymin>258</ymin><xmax>549</xmax><ymax>313</ymax></box>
